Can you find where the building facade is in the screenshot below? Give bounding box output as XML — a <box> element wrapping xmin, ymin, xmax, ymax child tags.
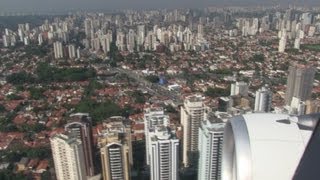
<box><xmin>65</xmin><ymin>113</ymin><xmax>95</xmax><ymax>176</ymax></box>
<box><xmin>181</xmin><ymin>95</ymin><xmax>205</xmax><ymax>167</ymax></box>
<box><xmin>149</xmin><ymin>126</ymin><xmax>179</xmax><ymax>180</ymax></box>
<box><xmin>285</xmin><ymin>64</ymin><xmax>315</xmax><ymax>105</ymax></box>
<box><xmin>254</xmin><ymin>86</ymin><xmax>273</xmax><ymax>112</ymax></box>
<box><xmin>198</xmin><ymin>118</ymin><xmax>225</xmax><ymax>180</ymax></box>
<box><xmin>98</xmin><ymin>117</ymin><xmax>133</xmax><ymax>180</ymax></box>
<box><xmin>50</xmin><ymin>134</ymin><xmax>87</xmax><ymax>180</ymax></box>
<box><xmin>144</xmin><ymin>107</ymin><xmax>169</xmax><ymax>165</ymax></box>
<box><xmin>53</xmin><ymin>41</ymin><xmax>64</xmax><ymax>59</ymax></box>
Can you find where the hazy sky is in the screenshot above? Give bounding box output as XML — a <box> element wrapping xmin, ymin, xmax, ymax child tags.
<box><xmin>0</xmin><ymin>0</ymin><xmax>319</xmax><ymax>12</ymax></box>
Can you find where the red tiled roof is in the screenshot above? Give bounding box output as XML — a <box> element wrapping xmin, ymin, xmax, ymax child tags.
<box><xmin>36</xmin><ymin>160</ymin><xmax>48</xmax><ymax>171</ymax></box>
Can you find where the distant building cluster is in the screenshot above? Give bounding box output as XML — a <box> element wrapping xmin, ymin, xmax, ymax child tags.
<box><xmin>0</xmin><ymin>6</ymin><xmax>320</xmax><ymax>180</ymax></box>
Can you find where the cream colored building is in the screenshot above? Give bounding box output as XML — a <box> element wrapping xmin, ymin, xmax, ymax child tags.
<box><xmin>181</xmin><ymin>95</ymin><xmax>205</xmax><ymax>167</ymax></box>
<box><xmin>98</xmin><ymin>117</ymin><xmax>133</xmax><ymax>180</ymax></box>
<box><xmin>50</xmin><ymin>134</ymin><xmax>87</xmax><ymax>180</ymax></box>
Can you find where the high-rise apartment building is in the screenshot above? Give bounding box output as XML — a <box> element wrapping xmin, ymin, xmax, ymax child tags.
<box><xmin>230</xmin><ymin>81</ymin><xmax>249</xmax><ymax>96</ymax></box>
<box><xmin>2</xmin><ymin>35</ymin><xmax>10</xmax><ymax>47</ymax></box>
<box><xmin>254</xmin><ymin>86</ymin><xmax>273</xmax><ymax>112</ymax></box>
<box><xmin>181</xmin><ymin>95</ymin><xmax>205</xmax><ymax>167</ymax></box>
<box><xmin>98</xmin><ymin>117</ymin><xmax>133</xmax><ymax>180</ymax></box>
<box><xmin>65</xmin><ymin>113</ymin><xmax>95</xmax><ymax>176</ymax></box>
<box><xmin>38</xmin><ymin>34</ymin><xmax>43</xmax><ymax>45</ymax></box>
<box><xmin>126</xmin><ymin>29</ymin><xmax>136</xmax><ymax>52</ymax></box>
<box><xmin>278</xmin><ymin>35</ymin><xmax>287</xmax><ymax>52</ymax></box>
<box><xmin>50</xmin><ymin>134</ymin><xmax>87</xmax><ymax>180</ymax></box>
<box><xmin>137</xmin><ymin>25</ymin><xmax>145</xmax><ymax>47</ymax></box>
<box><xmin>54</xmin><ymin>41</ymin><xmax>64</xmax><ymax>59</ymax></box>
<box><xmin>67</xmin><ymin>44</ymin><xmax>76</xmax><ymax>59</ymax></box>
<box><xmin>149</xmin><ymin>126</ymin><xmax>179</xmax><ymax>180</ymax></box>
<box><xmin>285</xmin><ymin>64</ymin><xmax>315</xmax><ymax>105</ymax></box>
<box><xmin>144</xmin><ymin>107</ymin><xmax>169</xmax><ymax>165</ymax></box>
<box><xmin>198</xmin><ymin>117</ymin><xmax>225</xmax><ymax>180</ymax></box>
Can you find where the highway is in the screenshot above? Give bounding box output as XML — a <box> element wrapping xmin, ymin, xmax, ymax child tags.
<box><xmin>111</xmin><ymin>67</ymin><xmax>182</xmax><ymax>104</ymax></box>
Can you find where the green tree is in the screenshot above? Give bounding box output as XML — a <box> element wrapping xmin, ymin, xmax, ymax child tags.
<box><xmin>132</xmin><ymin>90</ymin><xmax>146</xmax><ymax>104</ymax></box>
<box><xmin>6</xmin><ymin>71</ymin><xmax>35</xmax><ymax>85</ymax></box>
<box><xmin>205</xmin><ymin>87</ymin><xmax>230</xmax><ymax>98</ymax></box>
<box><xmin>29</xmin><ymin>87</ymin><xmax>45</xmax><ymax>100</ymax></box>
<box><xmin>145</xmin><ymin>75</ymin><xmax>159</xmax><ymax>83</ymax></box>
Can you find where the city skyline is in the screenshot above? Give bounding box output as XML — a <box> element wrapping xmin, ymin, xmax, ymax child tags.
<box><xmin>0</xmin><ymin>0</ymin><xmax>320</xmax><ymax>13</ymax></box>
<box><xmin>0</xmin><ymin>5</ymin><xmax>319</xmax><ymax>180</ymax></box>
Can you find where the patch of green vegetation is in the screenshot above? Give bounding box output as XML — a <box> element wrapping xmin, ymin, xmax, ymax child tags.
<box><xmin>74</xmin><ymin>99</ymin><xmax>123</xmax><ymax>124</ymax></box>
<box><xmin>205</xmin><ymin>87</ymin><xmax>230</xmax><ymax>98</ymax></box>
<box><xmin>29</xmin><ymin>87</ymin><xmax>45</xmax><ymax>100</ymax></box>
<box><xmin>6</xmin><ymin>71</ymin><xmax>35</xmax><ymax>85</ymax></box>
<box><xmin>6</xmin><ymin>63</ymin><xmax>97</xmax><ymax>85</ymax></box>
<box><xmin>315</xmin><ymin>72</ymin><xmax>320</xmax><ymax>81</ymax></box>
<box><xmin>36</xmin><ymin>62</ymin><xmax>96</xmax><ymax>83</ymax></box>
<box><xmin>301</xmin><ymin>44</ymin><xmax>320</xmax><ymax>52</ymax></box>
<box><xmin>211</xmin><ymin>69</ymin><xmax>233</xmax><ymax>75</ymax></box>
<box><xmin>84</xmin><ymin>80</ymin><xmax>103</xmax><ymax>97</ymax></box>
<box><xmin>145</xmin><ymin>75</ymin><xmax>159</xmax><ymax>83</ymax></box>
<box><xmin>250</xmin><ymin>53</ymin><xmax>265</xmax><ymax>62</ymax></box>
<box><xmin>6</xmin><ymin>93</ymin><xmax>23</xmax><ymax>100</ymax></box>
<box><xmin>131</xmin><ymin>90</ymin><xmax>146</xmax><ymax>104</ymax></box>
<box><xmin>0</xmin><ymin>146</ymin><xmax>51</xmax><ymax>163</ymax></box>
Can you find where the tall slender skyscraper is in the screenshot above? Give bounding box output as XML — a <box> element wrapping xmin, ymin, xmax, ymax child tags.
<box><xmin>198</xmin><ymin>117</ymin><xmax>225</xmax><ymax>180</ymax></box>
<box><xmin>65</xmin><ymin>113</ymin><xmax>95</xmax><ymax>176</ymax></box>
<box><xmin>144</xmin><ymin>107</ymin><xmax>169</xmax><ymax>165</ymax></box>
<box><xmin>53</xmin><ymin>41</ymin><xmax>64</xmax><ymax>59</ymax></box>
<box><xmin>149</xmin><ymin>126</ymin><xmax>179</xmax><ymax>180</ymax></box>
<box><xmin>67</xmin><ymin>44</ymin><xmax>76</xmax><ymax>59</ymax></box>
<box><xmin>50</xmin><ymin>134</ymin><xmax>87</xmax><ymax>180</ymax></box>
<box><xmin>254</xmin><ymin>86</ymin><xmax>273</xmax><ymax>112</ymax></box>
<box><xmin>181</xmin><ymin>95</ymin><xmax>205</xmax><ymax>167</ymax></box>
<box><xmin>98</xmin><ymin>117</ymin><xmax>133</xmax><ymax>180</ymax></box>
<box><xmin>285</xmin><ymin>64</ymin><xmax>315</xmax><ymax>105</ymax></box>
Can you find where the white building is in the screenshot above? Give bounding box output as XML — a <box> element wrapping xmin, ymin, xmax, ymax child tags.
<box><xmin>50</xmin><ymin>134</ymin><xmax>87</xmax><ymax>180</ymax></box>
<box><xmin>126</xmin><ymin>29</ymin><xmax>136</xmax><ymax>52</ymax></box>
<box><xmin>2</xmin><ymin>35</ymin><xmax>10</xmax><ymax>47</ymax></box>
<box><xmin>198</xmin><ymin>118</ymin><xmax>225</xmax><ymax>180</ymax></box>
<box><xmin>116</xmin><ymin>31</ymin><xmax>126</xmax><ymax>51</ymax></box>
<box><xmin>54</xmin><ymin>41</ymin><xmax>64</xmax><ymax>59</ymax></box>
<box><xmin>222</xmin><ymin>113</ymin><xmax>316</xmax><ymax>180</ymax></box>
<box><xmin>181</xmin><ymin>95</ymin><xmax>205</xmax><ymax>167</ymax></box>
<box><xmin>230</xmin><ymin>81</ymin><xmax>249</xmax><ymax>96</ymax></box>
<box><xmin>101</xmin><ymin>35</ymin><xmax>111</xmax><ymax>54</ymax></box>
<box><xmin>149</xmin><ymin>126</ymin><xmax>179</xmax><ymax>180</ymax></box>
<box><xmin>68</xmin><ymin>44</ymin><xmax>76</xmax><ymax>59</ymax></box>
<box><xmin>278</xmin><ymin>36</ymin><xmax>286</xmax><ymax>52</ymax></box>
<box><xmin>278</xmin><ymin>30</ymin><xmax>287</xmax><ymax>53</ymax></box>
<box><xmin>254</xmin><ymin>86</ymin><xmax>273</xmax><ymax>112</ymax></box>
<box><xmin>137</xmin><ymin>25</ymin><xmax>145</xmax><ymax>46</ymax></box>
<box><xmin>38</xmin><ymin>34</ymin><xmax>43</xmax><ymax>45</ymax></box>
<box><xmin>290</xmin><ymin>97</ymin><xmax>306</xmax><ymax>115</ymax></box>
<box><xmin>294</xmin><ymin>38</ymin><xmax>300</xmax><ymax>49</ymax></box>
<box><xmin>23</xmin><ymin>36</ymin><xmax>30</xmax><ymax>46</ymax></box>
<box><xmin>77</xmin><ymin>47</ymin><xmax>81</xmax><ymax>59</ymax></box>
<box><xmin>144</xmin><ymin>107</ymin><xmax>169</xmax><ymax>165</ymax></box>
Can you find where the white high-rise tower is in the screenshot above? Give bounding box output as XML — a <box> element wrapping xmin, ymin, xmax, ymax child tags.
<box><xmin>54</xmin><ymin>41</ymin><xmax>64</xmax><ymax>59</ymax></box>
<box><xmin>144</xmin><ymin>107</ymin><xmax>169</xmax><ymax>165</ymax></box>
<box><xmin>181</xmin><ymin>95</ymin><xmax>205</xmax><ymax>167</ymax></box>
<box><xmin>198</xmin><ymin>118</ymin><xmax>225</xmax><ymax>180</ymax></box>
<box><xmin>254</xmin><ymin>86</ymin><xmax>273</xmax><ymax>112</ymax></box>
<box><xmin>149</xmin><ymin>126</ymin><xmax>179</xmax><ymax>180</ymax></box>
<box><xmin>50</xmin><ymin>134</ymin><xmax>87</xmax><ymax>180</ymax></box>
